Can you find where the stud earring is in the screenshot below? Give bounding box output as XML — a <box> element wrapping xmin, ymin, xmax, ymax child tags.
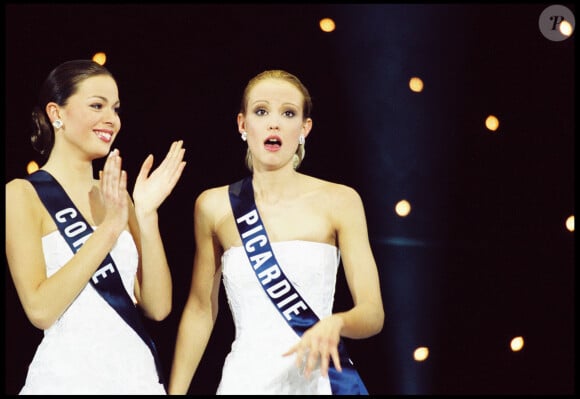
<box><xmin>52</xmin><ymin>119</ymin><xmax>63</xmax><ymax>129</ymax></box>
<box><xmin>299</xmin><ymin>134</ymin><xmax>305</xmax><ymax>145</ymax></box>
<box><xmin>241</xmin><ymin>131</ymin><xmax>247</xmax><ymax>141</ymax></box>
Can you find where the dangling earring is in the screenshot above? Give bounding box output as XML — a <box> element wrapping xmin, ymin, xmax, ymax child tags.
<box><xmin>292</xmin><ymin>154</ymin><xmax>300</xmax><ymax>169</ymax></box>
<box><xmin>241</xmin><ymin>131</ymin><xmax>247</xmax><ymax>141</ymax></box>
<box><xmin>52</xmin><ymin>119</ymin><xmax>63</xmax><ymax>129</ymax></box>
<box><xmin>298</xmin><ymin>134</ymin><xmax>305</xmax><ymax>145</ymax></box>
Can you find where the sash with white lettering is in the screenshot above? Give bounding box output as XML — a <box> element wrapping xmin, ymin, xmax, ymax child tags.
<box><xmin>26</xmin><ymin>170</ymin><xmax>165</xmax><ymax>385</ymax></box>
<box><xmin>228</xmin><ymin>176</ymin><xmax>368</xmax><ymax>395</ymax></box>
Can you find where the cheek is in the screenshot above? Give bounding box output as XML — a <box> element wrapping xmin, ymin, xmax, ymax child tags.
<box><xmin>245</xmin><ymin>119</ymin><xmax>262</xmax><ymax>131</ymax></box>
<box><xmin>79</xmin><ymin>111</ymin><xmax>101</xmax><ymax>125</ymax></box>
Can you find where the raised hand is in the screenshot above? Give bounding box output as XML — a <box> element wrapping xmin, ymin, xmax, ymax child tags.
<box><xmin>132</xmin><ymin>140</ymin><xmax>186</xmax><ymax>216</ymax></box>
<box><xmin>95</xmin><ymin>148</ymin><xmax>130</xmax><ymax>233</ymax></box>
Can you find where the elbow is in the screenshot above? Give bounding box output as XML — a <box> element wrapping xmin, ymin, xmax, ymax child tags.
<box><xmin>374</xmin><ymin>310</ymin><xmax>385</xmax><ymax>335</ymax></box>
<box><xmin>147</xmin><ymin>302</ymin><xmax>172</xmax><ymax>322</ymax></box>
<box><xmin>30</xmin><ymin>318</ymin><xmax>53</xmax><ymax>331</ymax></box>
<box><xmin>25</xmin><ymin>308</ymin><xmax>56</xmax><ymax>331</ymax></box>
<box><xmin>141</xmin><ymin>296</ymin><xmax>172</xmax><ymax>321</ymax></box>
<box><xmin>158</xmin><ymin>304</ymin><xmax>172</xmax><ymax>321</ymax></box>
<box><xmin>365</xmin><ymin>306</ymin><xmax>385</xmax><ymax>337</ymax></box>
<box><xmin>145</xmin><ymin>312</ymin><xmax>168</xmax><ymax>322</ymax></box>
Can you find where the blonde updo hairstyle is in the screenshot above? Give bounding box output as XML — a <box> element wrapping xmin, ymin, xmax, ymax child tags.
<box><xmin>239</xmin><ymin>70</ymin><xmax>313</xmax><ymax>171</ymax></box>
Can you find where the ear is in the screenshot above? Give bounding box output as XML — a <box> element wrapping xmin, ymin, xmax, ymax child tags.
<box><xmin>45</xmin><ymin>102</ymin><xmax>61</xmax><ymax>123</ymax></box>
<box><xmin>237</xmin><ymin>113</ymin><xmax>246</xmax><ymax>134</ymax></box>
<box><xmin>302</xmin><ymin>118</ymin><xmax>313</xmax><ymax>138</ymax></box>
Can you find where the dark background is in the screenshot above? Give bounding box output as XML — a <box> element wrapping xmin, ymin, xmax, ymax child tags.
<box><xmin>4</xmin><ymin>3</ymin><xmax>575</xmax><ymax>395</ymax></box>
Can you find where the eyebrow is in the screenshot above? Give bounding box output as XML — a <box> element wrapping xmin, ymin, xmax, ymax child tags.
<box><xmin>250</xmin><ymin>100</ymin><xmax>299</xmax><ymax>107</ymax></box>
<box><xmin>89</xmin><ymin>95</ymin><xmax>121</xmax><ymax>106</ymax></box>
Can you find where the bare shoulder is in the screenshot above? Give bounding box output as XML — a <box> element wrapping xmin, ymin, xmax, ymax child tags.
<box><xmin>6</xmin><ymin>177</ymin><xmax>31</xmax><ymax>191</ymax></box>
<box><xmin>306</xmin><ymin>175</ymin><xmax>363</xmax><ymax>207</ymax></box>
<box><xmin>193</xmin><ymin>183</ymin><xmax>240</xmax><ymax>245</ymax></box>
<box><xmin>196</xmin><ymin>184</ymin><xmax>229</xmax><ymax>207</ymax></box>
<box><xmin>6</xmin><ymin>177</ymin><xmax>38</xmax><ymax>205</ymax></box>
<box><xmin>194</xmin><ymin>184</ymin><xmax>231</xmax><ymax>219</ymax></box>
<box><xmin>5</xmin><ymin>177</ymin><xmax>47</xmax><ymax>231</ymax></box>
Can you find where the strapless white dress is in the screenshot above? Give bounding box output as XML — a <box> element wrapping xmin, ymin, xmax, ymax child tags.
<box><xmin>19</xmin><ymin>230</ymin><xmax>166</xmax><ymax>395</ymax></box>
<box><xmin>217</xmin><ymin>240</ymin><xmax>340</xmax><ymax>395</ymax></box>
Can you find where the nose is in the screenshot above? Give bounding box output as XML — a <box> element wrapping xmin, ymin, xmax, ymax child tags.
<box><xmin>104</xmin><ymin>107</ymin><xmax>119</xmax><ymax>125</ymax></box>
<box><xmin>267</xmin><ymin>116</ymin><xmax>279</xmax><ymax>130</ymax></box>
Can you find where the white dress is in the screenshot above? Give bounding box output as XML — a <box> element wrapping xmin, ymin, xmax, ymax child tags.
<box><xmin>217</xmin><ymin>240</ymin><xmax>340</xmax><ymax>395</ymax></box>
<box><xmin>19</xmin><ymin>230</ymin><xmax>166</xmax><ymax>395</ymax></box>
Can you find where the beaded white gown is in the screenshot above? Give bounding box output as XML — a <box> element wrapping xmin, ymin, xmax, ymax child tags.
<box><xmin>19</xmin><ymin>230</ymin><xmax>166</xmax><ymax>395</ymax></box>
<box><xmin>217</xmin><ymin>240</ymin><xmax>340</xmax><ymax>395</ymax></box>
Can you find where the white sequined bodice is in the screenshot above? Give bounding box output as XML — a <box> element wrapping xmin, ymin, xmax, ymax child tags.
<box><xmin>19</xmin><ymin>229</ymin><xmax>165</xmax><ymax>395</ymax></box>
<box><xmin>217</xmin><ymin>240</ymin><xmax>340</xmax><ymax>394</ymax></box>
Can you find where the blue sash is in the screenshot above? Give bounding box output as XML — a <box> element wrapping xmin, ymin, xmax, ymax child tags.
<box><xmin>26</xmin><ymin>170</ymin><xmax>165</xmax><ymax>385</ymax></box>
<box><xmin>228</xmin><ymin>176</ymin><xmax>369</xmax><ymax>395</ymax></box>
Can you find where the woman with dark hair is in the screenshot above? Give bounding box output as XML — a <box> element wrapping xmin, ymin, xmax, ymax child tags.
<box><xmin>5</xmin><ymin>59</ymin><xmax>186</xmax><ymax>394</ymax></box>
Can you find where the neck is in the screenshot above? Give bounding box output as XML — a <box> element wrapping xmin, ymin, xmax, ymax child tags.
<box><xmin>42</xmin><ymin>156</ymin><xmax>95</xmax><ymax>190</ymax></box>
<box><xmin>251</xmin><ymin>168</ymin><xmax>301</xmax><ymax>204</ymax></box>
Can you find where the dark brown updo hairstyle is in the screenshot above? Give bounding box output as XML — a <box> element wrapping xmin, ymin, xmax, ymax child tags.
<box><xmin>30</xmin><ymin>60</ymin><xmax>114</xmax><ymax>162</ymax></box>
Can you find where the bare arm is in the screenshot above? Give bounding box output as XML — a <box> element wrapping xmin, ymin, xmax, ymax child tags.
<box><xmin>168</xmin><ymin>189</ymin><xmax>223</xmax><ymax>394</ymax></box>
<box><xmin>284</xmin><ymin>184</ymin><xmax>384</xmax><ymax>378</ymax></box>
<box><xmin>5</xmin><ymin>151</ymin><xmax>130</xmax><ymax>330</ymax></box>
<box><xmin>131</xmin><ymin>140</ymin><xmax>186</xmax><ymax>320</ymax></box>
<box><xmin>332</xmin><ymin>185</ymin><xmax>385</xmax><ymax>338</ymax></box>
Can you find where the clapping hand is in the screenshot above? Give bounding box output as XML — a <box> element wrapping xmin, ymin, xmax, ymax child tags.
<box><xmin>132</xmin><ymin>140</ymin><xmax>186</xmax><ymax>216</ymax></box>
<box><xmin>94</xmin><ymin>148</ymin><xmax>130</xmax><ymax>233</ymax></box>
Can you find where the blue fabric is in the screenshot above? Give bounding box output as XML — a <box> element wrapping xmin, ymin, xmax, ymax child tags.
<box><xmin>229</xmin><ymin>176</ymin><xmax>368</xmax><ymax>395</ymax></box>
<box><xmin>26</xmin><ymin>170</ymin><xmax>165</xmax><ymax>385</ymax></box>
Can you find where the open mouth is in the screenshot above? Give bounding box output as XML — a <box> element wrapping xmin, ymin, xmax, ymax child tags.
<box><xmin>264</xmin><ymin>136</ymin><xmax>281</xmax><ymax>150</ymax></box>
<box><xmin>95</xmin><ymin>130</ymin><xmax>112</xmax><ymax>142</ymax></box>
